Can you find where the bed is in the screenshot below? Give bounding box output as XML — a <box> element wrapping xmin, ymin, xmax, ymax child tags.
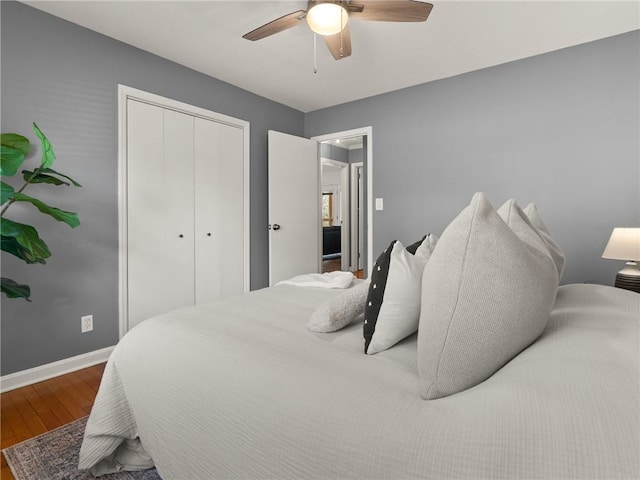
<box><xmin>79</xmin><ymin>193</ymin><xmax>640</xmax><ymax>479</ymax></box>
<box><xmin>79</xmin><ymin>282</ymin><xmax>639</xmax><ymax>479</ymax></box>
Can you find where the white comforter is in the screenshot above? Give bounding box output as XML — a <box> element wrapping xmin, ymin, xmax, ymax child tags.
<box><xmin>79</xmin><ymin>284</ymin><xmax>640</xmax><ymax>479</ymax></box>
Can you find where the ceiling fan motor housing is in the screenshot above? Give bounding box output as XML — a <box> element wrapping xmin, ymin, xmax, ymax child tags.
<box><xmin>306</xmin><ymin>1</ymin><xmax>350</xmax><ymax>36</ymax></box>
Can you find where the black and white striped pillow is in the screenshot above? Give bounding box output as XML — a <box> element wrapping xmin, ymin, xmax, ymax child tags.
<box><xmin>363</xmin><ymin>234</ymin><xmax>437</xmax><ymax>355</ymax></box>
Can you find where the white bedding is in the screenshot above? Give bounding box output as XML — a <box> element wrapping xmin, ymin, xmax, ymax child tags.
<box><xmin>79</xmin><ymin>283</ymin><xmax>640</xmax><ymax>479</ymax></box>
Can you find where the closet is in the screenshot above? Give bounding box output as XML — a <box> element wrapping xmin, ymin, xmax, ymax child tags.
<box><xmin>120</xmin><ymin>86</ymin><xmax>249</xmax><ymax>332</ymax></box>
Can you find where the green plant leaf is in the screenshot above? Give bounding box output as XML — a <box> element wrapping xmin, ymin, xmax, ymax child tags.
<box><xmin>1</xmin><ymin>277</ymin><xmax>31</xmax><ymax>301</ymax></box>
<box><xmin>1</xmin><ymin>218</ymin><xmax>52</xmax><ymax>261</ymax></box>
<box><xmin>22</xmin><ymin>170</ymin><xmax>69</xmax><ymax>186</ymax></box>
<box><xmin>0</xmin><ymin>145</ymin><xmax>26</xmax><ymax>177</ymax></box>
<box><xmin>11</xmin><ymin>193</ymin><xmax>80</xmax><ymax>228</ymax></box>
<box><xmin>23</xmin><ymin>167</ymin><xmax>82</xmax><ymax>187</ymax></box>
<box><xmin>1</xmin><ymin>133</ymin><xmax>30</xmax><ymax>156</ymax></box>
<box><xmin>1</xmin><ymin>182</ymin><xmax>15</xmax><ymax>204</ymax></box>
<box><xmin>1</xmin><ymin>235</ymin><xmax>47</xmax><ymax>264</ymax></box>
<box><xmin>32</xmin><ymin>123</ymin><xmax>56</xmax><ymax>169</ymax></box>
<box><xmin>40</xmin><ymin>168</ymin><xmax>82</xmax><ymax>187</ymax></box>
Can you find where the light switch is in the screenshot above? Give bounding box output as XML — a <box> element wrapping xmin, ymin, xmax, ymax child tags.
<box><xmin>375</xmin><ymin>198</ymin><xmax>384</xmax><ymax>211</ymax></box>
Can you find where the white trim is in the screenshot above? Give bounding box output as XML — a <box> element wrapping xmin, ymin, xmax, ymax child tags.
<box><xmin>118</xmin><ymin>85</ymin><xmax>251</xmax><ymax>338</ymax></box>
<box><xmin>350</xmin><ymin>162</ymin><xmax>364</xmax><ymax>271</ymax></box>
<box><xmin>0</xmin><ymin>346</ymin><xmax>115</xmax><ymax>393</ymax></box>
<box><xmin>312</xmin><ymin>126</ymin><xmax>373</xmax><ymax>277</ymax></box>
<box><xmin>320</xmin><ymin>157</ymin><xmax>348</xmax><ymax>169</ymax></box>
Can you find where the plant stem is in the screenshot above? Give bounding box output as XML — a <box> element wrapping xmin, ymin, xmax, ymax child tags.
<box><xmin>0</xmin><ymin>167</ymin><xmax>41</xmax><ymax>217</ymax></box>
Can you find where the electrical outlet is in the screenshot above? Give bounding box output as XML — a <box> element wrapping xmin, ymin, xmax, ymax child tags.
<box><xmin>81</xmin><ymin>315</ymin><xmax>93</xmax><ymax>333</ymax></box>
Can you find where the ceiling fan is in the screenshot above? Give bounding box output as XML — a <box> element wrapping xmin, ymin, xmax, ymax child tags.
<box><xmin>242</xmin><ymin>0</ymin><xmax>433</xmax><ymax>61</ymax></box>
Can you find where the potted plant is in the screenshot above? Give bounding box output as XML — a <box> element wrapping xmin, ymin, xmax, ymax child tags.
<box><xmin>1</xmin><ymin>123</ymin><xmax>81</xmax><ymax>301</ymax></box>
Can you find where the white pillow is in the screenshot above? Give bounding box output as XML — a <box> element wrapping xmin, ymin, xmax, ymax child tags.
<box><xmin>364</xmin><ymin>235</ymin><xmax>437</xmax><ymax>355</ymax></box>
<box><xmin>523</xmin><ymin>203</ymin><xmax>566</xmax><ymax>280</ymax></box>
<box><xmin>418</xmin><ymin>193</ymin><xmax>558</xmax><ymax>399</ymax></box>
<box><xmin>497</xmin><ymin>199</ymin><xmax>559</xmax><ymax>283</ymax></box>
<box><xmin>308</xmin><ymin>281</ymin><xmax>370</xmax><ymax>333</ymax></box>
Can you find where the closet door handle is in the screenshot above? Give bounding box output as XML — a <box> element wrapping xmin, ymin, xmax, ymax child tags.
<box><xmin>178</xmin><ymin>234</ymin><xmax>184</xmax><ymax>238</ymax></box>
<box><xmin>206</xmin><ymin>233</ymin><xmax>212</xmax><ymax>237</ymax></box>
<box><xmin>272</xmin><ymin>224</ymin><xmax>281</xmax><ymax>231</ymax></box>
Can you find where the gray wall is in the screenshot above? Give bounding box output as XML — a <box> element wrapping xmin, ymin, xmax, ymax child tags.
<box><xmin>306</xmin><ymin>30</ymin><xmax>640</xmax><ymax>287</ymax></box>
<box><xmin>349</xmin><ymin>148</ymin><xmax>364</xmax><ymax>165</ymax></box>
<box><xmin>1</xmin><ymin>1</ymin><xmax>304</xmax><ymax>375</ymax></box>
<box><xmin>320</xmin><ymin>144</ymin><xmax>349</xmax><ymax>163</ymax></box>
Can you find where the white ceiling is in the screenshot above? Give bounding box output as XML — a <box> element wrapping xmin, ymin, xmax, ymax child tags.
<box><xmin>23</xmin><ymin>1</ymin><xmax>640</xmax><ymax>113</ymax></box>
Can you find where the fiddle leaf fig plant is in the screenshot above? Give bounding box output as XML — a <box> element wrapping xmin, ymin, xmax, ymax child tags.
<box><xmin>1</xmin><ymin>123</ymin><xmax>81</xmax><ymax>301</ymax></box>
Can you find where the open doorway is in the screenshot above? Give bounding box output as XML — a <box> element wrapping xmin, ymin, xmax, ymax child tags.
<box><xmin>318</xmin><ymin>134</ymin><xmax>368</xmax><ymax>279</ymax></box>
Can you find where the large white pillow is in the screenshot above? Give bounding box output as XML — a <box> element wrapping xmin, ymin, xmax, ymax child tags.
<box><xmin>523</xmin><ymin>203</ymin><xmax>566</xmax><ymax>280</ymax></box>
<box><xmin>497</xmin><ymin>199</ymin><xmax>559</xmax><ymax>284</ymax></box>
<box><xmin>418</xmin><ymin>193</ymin><xmax>558</xmax><ymax>400</ymax></box>
<box><xmin>364</xmin><ymin>235</ymin><xmax>437</xmax><ymax>355</ymax></box>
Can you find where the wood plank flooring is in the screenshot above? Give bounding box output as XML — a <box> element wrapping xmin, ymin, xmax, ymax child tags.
<box><xmin>322</xmin><ymin>257</ymin><xmax>365</xmax><ymax>279</ymax></box>
<box><xmin>1</xmin><ymin>363</ymin><xmax>105</xmax><ymax>480</ymax></box>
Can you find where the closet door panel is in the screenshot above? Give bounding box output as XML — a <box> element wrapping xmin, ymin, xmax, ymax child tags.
<box><xmin>163</xmin><ymin>109</ymin><xmax>196</xmax><ymax>308</ymax></box>
<box><xmin>194</xmin><ymin>118</ymin><xmax>245</xmax><ymax>303</ymax></box>
<box><xmin>127</xmin><ymin>100</ymin><xmax>170</xmax><ymax>328</ymax></box>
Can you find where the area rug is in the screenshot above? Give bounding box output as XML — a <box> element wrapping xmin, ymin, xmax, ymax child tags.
<box><xmin>2</xmin><ymin>416</ymin><xmax>161</xmax><ymax>480</ymax></box>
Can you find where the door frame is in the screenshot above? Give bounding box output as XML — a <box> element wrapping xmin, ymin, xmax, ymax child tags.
<box><xmin>311</xmin><ymin>127</ymin><xmax>373</xmax><ymax>277</ymax></box>
<box><xmin>117</xmin><ymin>85</ymin><xmax>250</xmax><ymax>337</ymax></box>
<box><xmin>350</xmin><ymin>162</ymin><xmax>364</xmax><ymax>271</ymax></box>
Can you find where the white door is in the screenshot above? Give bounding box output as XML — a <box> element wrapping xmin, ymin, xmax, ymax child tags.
<box><xmin>194</xmin><ymin>118</ymin><xmax>245</xmax><ymax>303</ymax></box>
<box><xmin>120</xmin><ymin>85</ymin><xmax>251</xmax><ymax>335</ymax></box>
<box><xmin>127</xmin><ymin>102</ymin><xmax>195</xmax><ymax>329</ymax></box>
<box><xmin>268</xmin><ymin>131</ymin><xmax>320</xmax><ymax>285</ymax></box>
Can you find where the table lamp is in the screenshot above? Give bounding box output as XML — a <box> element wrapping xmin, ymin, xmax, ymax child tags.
<box><xmin>602</xmin><ymin>227</ymin><xmax>640</xmax><ymax>293</ymax></box>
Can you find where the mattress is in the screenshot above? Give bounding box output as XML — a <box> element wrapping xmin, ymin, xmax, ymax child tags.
<box><xmin>79</xmin><ymin>283</ymin><xmax>640</xmax><ymax>479</ymax></box>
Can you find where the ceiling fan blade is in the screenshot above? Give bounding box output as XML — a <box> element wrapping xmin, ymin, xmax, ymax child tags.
<box><xmin>243</xmin><ymin>10</ymin><xmax>307</xmax><ymax>41</ymax></box>
<box><xmin>323</xmin><ymin>24</ymin><xmax>352</xmax><ymax>60</ymax></box>
<box><xmin>349</xmin><ymin>0</ymin><xmax>433</xmax><ymax>22</ymax></box>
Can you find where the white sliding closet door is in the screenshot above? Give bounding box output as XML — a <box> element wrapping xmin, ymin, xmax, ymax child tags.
<box><xmin>121</xmin><ymin>86</ymin><xmax>250</xmax><ymax>333</ymax></box>
<box><xmin>163</xmin><ymin>109</ymin><xmax>196</xmax><ymax>306</ymax></box>
<box><xmin>127</xmin><ymin>101</ymin><xmax>195</xmax><ymax>327</ymax></box>
<box><xmin>194</xmin><ymin>118</ymin><xmax>245</xmax><ymax>303</ymax></box>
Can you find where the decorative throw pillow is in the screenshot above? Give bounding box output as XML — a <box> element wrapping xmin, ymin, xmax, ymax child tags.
<box><xmin>523</xmin><ymin>203</ymin><xmax>566</xmax><ymax>280</ymax></box>
<box><xmin>308</xmin><ymin>281</ymin><xmax>370</xmax><ymax>333</ymax></box>
<box><xmin>497</xmin><ymin>199</ymin><xmax>558</xmax><ymax>283</ymax></box>
<box><xmin>364</xmin><ymin>234</ymin><xmax>437</xmax><ymax>355</ymax></box>
<box><xmin>418</xmin><ymin>193</ymin><xmax>558</xmax><ymax>400</ymax></box>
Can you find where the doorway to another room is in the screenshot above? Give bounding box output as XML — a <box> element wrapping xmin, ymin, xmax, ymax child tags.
<box><xmin>319</xmin><ymin>136</ymin><xmax>366</xmax><ymax>279</ymax></box>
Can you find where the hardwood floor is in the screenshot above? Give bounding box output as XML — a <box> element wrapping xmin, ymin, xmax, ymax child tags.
<box><xmin>1</xmin><ymin>363</ymin><xmax>105</xmax><ymax>480</ymax></box>
<box><xmin>322</xmin><ymin>257</ymin><xmax>365</xmax><ymax>279</ymax></box>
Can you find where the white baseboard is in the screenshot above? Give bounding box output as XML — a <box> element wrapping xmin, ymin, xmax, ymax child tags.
<box><xmin>0</xmin><ymin>346</ymin><xmax>115</xmax><ymax>393</ymax></box>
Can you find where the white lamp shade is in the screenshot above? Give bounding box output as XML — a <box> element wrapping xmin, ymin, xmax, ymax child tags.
<box><xmin>306</xmin><ymin>3</ymin><xmax>348</xmax><ymax>35</ymax></box>
<box><xmin>602</xmin><ymin>228</ymin><xmax>640</xmax><ymax>261</ymax></box>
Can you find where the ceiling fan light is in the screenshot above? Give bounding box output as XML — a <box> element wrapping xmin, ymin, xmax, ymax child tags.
<box><xmin>306</xmin><ymin>3</ymin><xmax>348</xmax><ymax>36</ymax></box>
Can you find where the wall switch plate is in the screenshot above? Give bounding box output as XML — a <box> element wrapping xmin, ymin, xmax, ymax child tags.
<box><xmin>81</xmin><ymin>315</ymin><xmax>93</xmax><ymax>333</ymax></box>
<box><xmin>375</xmin><ymin>198</ymin><xmax>384</xmax><ymax>211</ymax></box>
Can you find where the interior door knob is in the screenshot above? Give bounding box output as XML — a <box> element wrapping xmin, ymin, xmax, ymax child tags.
<box><xmin>207</xmin><ymin>233</ymin><xmax>212</xmax><ymax>236</ymax></box>
<box><xmin>272</xmin><ymin>224</ymin><xmax>281</xmax><ymax>231</ymax></box>
<box><xmin>178</xmin><ymin>234</ymin><xmax>184</xmax><ymax>238</ymax></box>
